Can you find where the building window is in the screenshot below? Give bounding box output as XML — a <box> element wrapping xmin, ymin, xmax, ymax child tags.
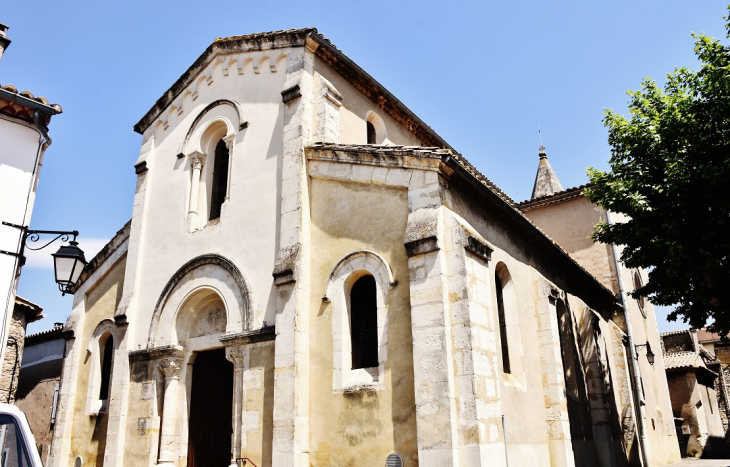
<box><xmin>367</xmin><ymin>121</ymin><xmax>377</xmax><ymax>144</ymax></box>
<box><xmin>633</xmin><ymin>271</ymin><xmax>646</xmax><ymax>317</ymax></box>
<box><xmin>326</xmin><ymin>250</ymin><xmax>395</xmax><ymax>392</ymax></box>
<box><xmin>98</xmin><ymin>335</ymin><xmax>114</xmax><ymax>400</ymax></box>
<box><xmin>365</xmin><ymin>111</ymin><xmax>388</xmax><ymax>145</ymax></box>
<box><xmin>86</xmin><ymin>320</ymin><xmax>117</xmax><ymax>415</ymax></box>
<box><xmin>350</xmin><ymin>275</ymin><xmax>378</xmax><ymax>369</ymax></box>
<box><xmin>495</xmin><ymin>272</ymin><xmax>511</xmax><ymax>374</ymax></box>
<box><xmin>209</xmin><ymin>138</ymin><xmax>230</xmax><ymax>221</ymax></box>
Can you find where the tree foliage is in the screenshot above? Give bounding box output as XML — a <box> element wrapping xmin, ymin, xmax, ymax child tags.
<box><xmin>585</xmin><ymin>6</ymin><xmax>730</xmax><ymax>334</ymax></box>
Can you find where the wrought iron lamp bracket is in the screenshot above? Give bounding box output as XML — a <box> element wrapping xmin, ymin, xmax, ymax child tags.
<box><xmin>0</xmin><ymin>221</ymin><xmax>79</xmax><ymax>267</ymax></box>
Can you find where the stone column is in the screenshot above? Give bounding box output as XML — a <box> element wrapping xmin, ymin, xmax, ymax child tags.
<box><xmin>404</xmin><ymin>206</ymin><xmax>461</xmax><ymax>465</ymax></box>
<box><xmin>444</xmin><ymin>220</ymin><xmax>506</xmax><ymax>467</ymax></box>
<box><xmin>226</xmin><ymin>346</ymin><xmax>246</xmax><ymax>467</ymax></box>
<box><xmin>156</xmin><ymin>357</ymin><xmax>183</xmax><ymax>466</ymax></box>
<box><xmin>271</xmin><ymin>39</ymin><xmax>316</xmax><ymax>467</ymax></box>
<box><xmin>187</xmin><ymin>151</ymin><xmax>206</xmax><ymax>222</ymax></box>
<box><xmin>223</xmin><ymin>135</ymin><xmax>235</xmax><ymax>202</ymax></box>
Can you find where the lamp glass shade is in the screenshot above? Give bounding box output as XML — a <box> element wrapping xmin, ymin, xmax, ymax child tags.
<box><xmin>52</xmin><ymin>241</ymin><xmax>87</xmax><ymax>290</ymax></box>
<box><xmin>646</xmin><ymin>346</ymin><xmax>655</xmax><ymax>365</ymax></box>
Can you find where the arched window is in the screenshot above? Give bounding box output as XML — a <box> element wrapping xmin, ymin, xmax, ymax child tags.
<box><xmin>350</xmin><ymin>275</ymin><xmax>378</xmax><ymax>369</ymax></box>
<box><xmin>366</xmin><ymin>111</ymin><xmax>388</xmax><ymax>145</ymax></box>
<box><xmin>495</xmin><ymin>272</ymin><xmax>510</xmax><ymax>374</ymax></box>
<box><xmin>209</xmin><ymin>138</ymin><xmax>230</xmax><ymax>221</ymax></box>
<box><xmin>633</xmin><ymin>270</ymin><xmax>646</xmax><ymax>317</ymax></box>
<box><xmin>86</xmin><ymin>320</ymin><xmax>117</xmax><ymax>415</ymax></box>
<box><xmin>98</xmin><ymin>335</ymin><xmax>113</xmax><ymax>400</ymax></box>
<box><xmin>326</xmin><ymin>250</ymin><xmax>394</xmax><ymax>392</ymax></box>
<box><xmin>367</xmin><ymin>121</ymin><xmax>377</xmax><ymax>144</ymax></box>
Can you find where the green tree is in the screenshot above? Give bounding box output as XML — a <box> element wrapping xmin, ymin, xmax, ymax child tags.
<box><xmin>586</xmin><ymin>6</ymin><xmax>730</xmax><ymax>334</ymax></box>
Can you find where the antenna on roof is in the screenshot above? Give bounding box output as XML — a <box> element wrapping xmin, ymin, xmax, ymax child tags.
<box><xmin>538</xmin><ymin>124</ymin><xmax>546</xmax><ymax>156</ymax></box>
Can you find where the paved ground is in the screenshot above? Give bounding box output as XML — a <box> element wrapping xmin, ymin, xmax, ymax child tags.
<box><xmin>662</xmin><ymin>460</ymin><xmax>730</xmax><ymax>467</ymax></box>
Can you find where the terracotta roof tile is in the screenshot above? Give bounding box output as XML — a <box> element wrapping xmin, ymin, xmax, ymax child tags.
<box><xmin>697</xmin><ymin>328</ymin><xmax>725</xmax><ymax>343</ymax></box>
<box><xmin>0</xmin><ymin>82</ymin><xmax>62</xmax><ymax>123</ymax></box>
<box><xmin>664</xmin><ymin>351</ymin><xmax>703</xmax><ymax>371</ymax></box>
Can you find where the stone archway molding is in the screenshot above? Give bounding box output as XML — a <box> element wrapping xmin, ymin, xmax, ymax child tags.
<box><xmin>179</xmin><ymin>99</ymin><xmax>247</xmax><ymax>158</ymax></box>
<box><xmin>147</xmin><ymin>254</ymin><xmax>252</xmax><ymax>347</ymax></box>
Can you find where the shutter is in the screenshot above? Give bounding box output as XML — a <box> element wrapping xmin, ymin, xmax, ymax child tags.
<box><xmin>386</xmin><ymin>452</ymin><xmax>403</xmax><ymax>467</ymax></box>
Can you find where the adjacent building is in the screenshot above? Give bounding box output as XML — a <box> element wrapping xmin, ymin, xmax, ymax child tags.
<box><xmin>48</xmin><ymin>28</ymin><xmax>679</xmax><ymax>467</ymax></box>
<box><xmin>518</xmin><ymin>147</ymin><xmax>679</xmax><ymax>466</ymax></box>
<box><xmin>660</xmin><ymin>329</ymin><xmax>728</xmax><ymax>458</ymax></box>
<box><xmin>0</xmin><ymin>22</ymin><xmax>62</xmax><ymax>379</ymax></box>
<box><xmin>15</xmin><ymin>322</ymin><xmax>66</xmax><ymax>465</ymax></box>
<box><xmin>0</xmin><ymin>296</ymin><xmax>43</xmax><ymax>403</ymax></box>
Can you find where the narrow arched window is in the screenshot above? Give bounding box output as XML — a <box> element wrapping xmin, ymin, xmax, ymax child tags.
<box><xmin>98</xmin><ymin>335</ymin><xmax>113</xmax><ymax>400</ymax></box>
<box><xmin>350</xmin><ymin>275</ymin><xmax>378</xmax><ymax>369</ymax></box>
<box><xmin>367</xmin><ymin>121</ymin><xmax>377</xmax><ymax>144</ymax></box>
<box><xmin>495</xmin><ymin>272</ymin><xmax>511</xmax><ymax>374</ymax></box>
<box><xmin>209</xmin><ymin>138</ymin><xmax>230</xmax><ymax>220</ymax></box>
<box><xmin>633</xmin><ymin>271</ymin><xmax>646</xmax><ymax>317</ymax></box>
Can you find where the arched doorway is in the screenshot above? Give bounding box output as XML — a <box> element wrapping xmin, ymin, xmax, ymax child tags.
<box><xmin>149</xmin><ymin>255</ymin><xmax>252</xmax><ymax>466</ymax></box>
<box><xmin>175</xmin><ymin>289</ymin><xmax>234</xmax><ymax>467</ymax></box>
<box><xmin>187</xmin><ymin>348</ymin><xmax>233</xmax><ymax>467</ymax></box>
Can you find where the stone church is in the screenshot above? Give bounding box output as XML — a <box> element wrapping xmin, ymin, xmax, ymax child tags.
<box><xmin>48</xmin><ymin>28</ymin><xmax>681</xmax><ymax>466</ymax></box>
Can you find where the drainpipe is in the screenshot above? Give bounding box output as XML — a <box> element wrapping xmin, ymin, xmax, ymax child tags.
<box><xmin>606</xmin><ymin>211</ymin><xmax>650</xmax><ymax>467</ymax></box>
<box><xmin>32</xmin><ymin>110</ymin><xmax>52</xmax><ymax>150</ymax></box>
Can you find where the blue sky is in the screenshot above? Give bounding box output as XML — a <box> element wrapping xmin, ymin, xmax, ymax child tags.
<box><xmin>3</xmin><ymin>0</ymin><xmax>727</xmax><ymax>334</ymax></box>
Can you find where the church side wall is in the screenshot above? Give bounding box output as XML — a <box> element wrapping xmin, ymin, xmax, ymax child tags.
<box><xmin>524</xmin><ymin>199</ymin><xmax>680</xmax><ymax>465</ymax></box>
<box><xmin>610</xmin><ymin>215</ymin><xmax>680</xmax><ymax>466</ymax></box>
<box><xmin>66</xmin><ymin>256</ymin><xmax>126</xmax><ymax>466</ymax></box>
<box><xmin>307</xmin><ymin>177</ymin><xmax>419</xmax><ymax>466</ymax></box>
<box><xmin>483</xmin><ymin>241</ymin><xmax>554</xmax><ymax>464</ymax></box>
<box><xmin>313</xmin><ymin>56</ymin><xmax>424</xmax><ymax>147</ymax></box>
<box><xmin>446</xmin><ymin>182</ymin><xmax>641</xmax><ymax>466</ymax></box>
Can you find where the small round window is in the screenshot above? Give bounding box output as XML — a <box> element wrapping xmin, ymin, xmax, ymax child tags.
<box><xmin>633</xmin><ymin>271</ymin><xmax>646</xmax><ymax>318</ymax></box>
<box><xmin>386</xmin><ymin>452</ymin><xmax>403</xmax><ymax>467</ymax></box>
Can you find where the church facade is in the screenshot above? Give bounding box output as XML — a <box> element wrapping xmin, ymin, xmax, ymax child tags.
<box><xmin>48</xmin><ymin>28</ymin><xmax>680</xmax><ymax>466</ymax></box>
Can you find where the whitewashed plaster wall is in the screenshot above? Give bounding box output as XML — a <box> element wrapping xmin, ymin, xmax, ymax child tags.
<box><xmin>313</xmin><ymin>56</ymin><xmax>424</xmax><ymax>147</ymax></box>
<box><xmin>0</xmin><ymin>115</ymin><xmax>44</xmax><ymax>377</ymax></box>
<box><xmin>129</xmin><ymin>49</ymin><xmax>292</xmax><ymax>350</ymax></box>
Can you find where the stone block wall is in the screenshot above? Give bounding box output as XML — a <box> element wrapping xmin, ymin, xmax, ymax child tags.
<box><xmin>0</xmin><ymin>305</ymin><xmax>28</xmax><ymax>403</ymax></box>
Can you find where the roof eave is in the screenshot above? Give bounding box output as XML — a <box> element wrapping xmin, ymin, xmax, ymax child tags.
<box><xmin>306</xmin><ymin>32</ymin><xmax>454</xmax><ymax>151</ymax></box>
<box><xmin>444</xmin><ymin>157</ymin><xmax>619</xmax><ymax>311</ymax></box>
<box><xmin>0</xmin><ymin>88</ymin><xmax>61</xmax><ymax>116</ymax></box>
<box><xmin>133</xmin><ymin>29</ymin><xmax>315</xmax><ymax>134</ymax></box>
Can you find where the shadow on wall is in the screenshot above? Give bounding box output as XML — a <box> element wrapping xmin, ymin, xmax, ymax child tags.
<box><xmin>701</xmin><ymin>435</ymin><xmax>730</xmax><ymax>459</ymax></box>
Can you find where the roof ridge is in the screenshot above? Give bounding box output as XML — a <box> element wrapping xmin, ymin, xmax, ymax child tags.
<box><xmin>215</xmin><ymin>27</ymin><xmax>319</xmax><ymax>44</ymax></box>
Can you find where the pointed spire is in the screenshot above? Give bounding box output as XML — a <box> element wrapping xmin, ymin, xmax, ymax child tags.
<box><xmin>531</xmin><ymin>145</ymin><xmax>564</xmax><ymax>199</ymax></box>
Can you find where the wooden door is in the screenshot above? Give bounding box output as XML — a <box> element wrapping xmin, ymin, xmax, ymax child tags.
<box><xmin>187</xmin><ymin>348</ymin><xmax>233</xmax><ymax>467</ymax></box>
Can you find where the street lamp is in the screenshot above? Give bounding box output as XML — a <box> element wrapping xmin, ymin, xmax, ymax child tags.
<box><xmin>635</xmin><ymin>341</ymin><xmax>655</xmax><ymax>365</ymax></box>
<box><xmin>51</xmin><ymin>240</ymin><xmax>87</xmax><ymax>295</ymax></box>
<box><xmin>1</xmin><ymin>221</ymin><xmax>87</xmax><ymax>295</ymax></box>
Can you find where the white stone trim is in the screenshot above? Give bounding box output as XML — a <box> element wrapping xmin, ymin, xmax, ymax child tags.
<box><xmin>366</xmin><ymin>110</ymin><xmax>389</xmax><ymax>144</ymax></box>
<box><xmin>85</xmin><ymin>319</ymin><xmax>118</xmax><ymax>416</ymax></box>
<box><xmin>184</xmin><ymin>114</ymin><xmax>237</xmax><ymax>231</ymax></box>
<box><xmin>325</xmin><ymin>250</ymin><xmax>394</xmax><ymax>393</ymax></box>
<box><xmin>150</xmin><ymin>264</ymin><xmax>249</xmax><ymax>347</ymax></box>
